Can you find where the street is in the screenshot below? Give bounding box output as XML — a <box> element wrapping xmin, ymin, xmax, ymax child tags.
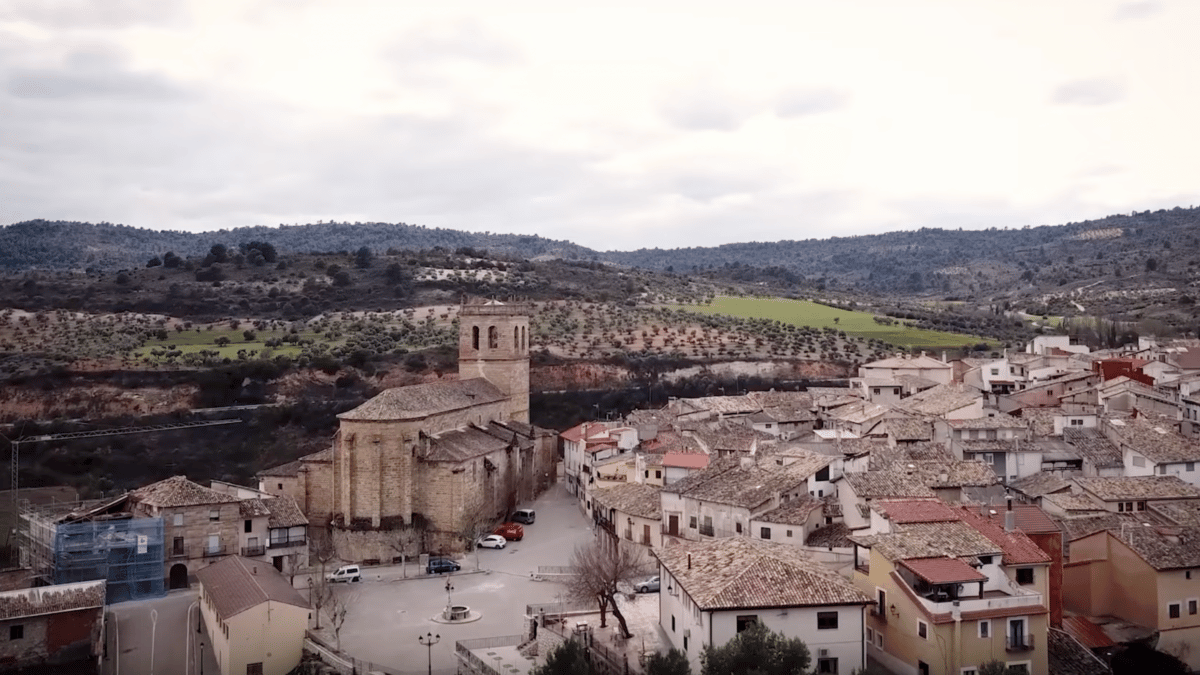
<box><xmin>104</xmin><ymin>589</ymin><xmax>217</xmax><ymax>675</ymax></box>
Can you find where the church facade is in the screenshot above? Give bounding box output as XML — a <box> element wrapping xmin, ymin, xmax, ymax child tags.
<box><xmin>260</xmin><ymin>301</ymin><xmax>556</xmax><ymax>556</ymax></box>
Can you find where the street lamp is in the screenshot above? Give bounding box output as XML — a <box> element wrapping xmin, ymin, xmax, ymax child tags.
<box><xmin>418</xmin><ymin>632</ymin><xmax>441</xmax><ymax>675</ymax></box>
<box><xmin>199</xmin><ymin>641</ymin><xmax>204</xmax><ymax>675</ymax></box>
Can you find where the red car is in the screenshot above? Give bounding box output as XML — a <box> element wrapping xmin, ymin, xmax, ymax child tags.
<box><xmin>494</xmin><ymin>522</ymin><xmax>524</xmax><ymax>541</ymax></box>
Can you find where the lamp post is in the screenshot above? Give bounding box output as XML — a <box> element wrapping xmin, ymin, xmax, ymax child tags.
<box><xmin>199</xmin><ymin>641</ymin><xmax>204</xmax><ymax>675</ymax></box>
<box><xmin>418</xmin><ymin>632</ymin><xmax>440</xmax><ymax>675</ymax></box>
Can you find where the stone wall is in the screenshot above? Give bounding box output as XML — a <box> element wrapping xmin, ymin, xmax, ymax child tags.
<box><xmin>329</xmin><ymin>526</ymin><xmax>425</xmax><ymax>565</ymax></box>
<box><xmin>0</xmin><ymin>615</ymin><xmax>47</xmax><ymax>665</ymax></box>
<box><xmin>160</xmin><ymin>503</ymin><xmax>241</xmax><ymax>580</ymax></box>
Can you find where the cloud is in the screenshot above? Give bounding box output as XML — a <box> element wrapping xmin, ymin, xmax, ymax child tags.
<box><xmin>383</xmin><ymin>20</ymin><xmax>521</xmax><ymax>70</ymax></box>
<box><xmin>774</xmin><ymin>87</ymin><xmax>851</xmax><ymax>118</ymax></box>
<box><xmin>1114</xmin><ymin>1</ymin><xmax>1163</xmax><ymax>20</ymax></box>
<box><xmin>660</xmin><ymin>84</ymin><xmax>751</xmax><ymax>132</ymax></box>
<box><xmin>1050</xmin><ymin>77</ymin><xmax>1127</xmax><ymax>106</ymax></box>
<box><xmin>0</xmin><ymin>0</ymin><xmax>188</xmax><ymax>29</ymax></box>
<box><xmin>7</xmin><ymin>48</ymin><xmax>186</xmax><ymax>100</ymax></box>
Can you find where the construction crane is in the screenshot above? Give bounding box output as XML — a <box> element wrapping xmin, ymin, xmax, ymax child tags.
<box><xmin>4</xmin><ymin>418</ymin><xmax>243</xmax><ymax>507</ymax></box>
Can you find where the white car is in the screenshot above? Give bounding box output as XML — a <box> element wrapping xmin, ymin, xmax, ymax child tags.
<box><xmin>477</xmin><ymin>534</ymin><xmax>507</xmax><ymax>549</ymax></box>
<box><xmin>326</xmin><ymin>564</ymin><xmax>362</xmax><ymax>583</ymax></box>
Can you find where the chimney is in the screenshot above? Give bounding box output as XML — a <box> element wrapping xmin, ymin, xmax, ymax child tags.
<box><xmin>1004</xmin><ymin>496</ymin><xmax>1015</xmax><ymax>533</ymax></box>
<box><xmin>687</xmin><ymin>554</ymin><xmax>692</xmax><ymax>570</ymax></box>
<box><xmin>739</xmin><ymin>455</ymin><xmax>755</xmax><ymax>469</ymax></box>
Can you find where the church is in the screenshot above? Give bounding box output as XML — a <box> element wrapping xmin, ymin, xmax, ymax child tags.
<box><xmin>259</xmin><ymin>300</ymin><xmax>557</xmax><ymax>555</ymax></box>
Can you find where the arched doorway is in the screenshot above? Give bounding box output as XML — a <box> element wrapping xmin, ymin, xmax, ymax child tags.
<box><xmin>169</xmin><ymin>563</ymin><xmax>189</xmax><ymax>589</ymax></box>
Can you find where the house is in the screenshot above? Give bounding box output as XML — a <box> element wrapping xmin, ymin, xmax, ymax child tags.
<box><xmin>1027</xmin><ymin>336</ymin><xmax>1090</xmax><ymax>356</ymax></box>
<box><xmin>999</xmin><ymin>372</ymin><xmax>1097</xmax><ymax>413</ymax></box>
<box><xmin>1062</xmin><ymin>429</ymin><xmax>1124</xmax><ymax>477</ymax></box>
<box><xmin>1007</xmin><ymin>473</ymin><xmax>1072</xmax><ymax>506</ymax></box>
<box><xmin>859</xmin><ymin>354</ymin><xmax>953</xmax><ymax>386</ymax></box>
<box><xmin>750</xmin><ymin>495</ymin><xmax>829</xmax><ymax>547</ymax></box>
<box><xmin>894</xmin><ymin>383</ymin><xmax>983</xmax><ymax>420</ymax></box>
<box><xmin>209</xmin><ymin>482</ymin><xmax>310</xmax><ymax>577</ymax></box>
<box><xmin>654</xmin><ymin>537</ymin><xmax>872</xmax><ymax>674</ymax></box>
<box><xmin>197</xmin><ymin>556</ymin><xmax>309</xmax><ymax>675</ymax></box>
<box><xmin>837</xmin><ymin>471</ymin><xmax>936</xmax><ymax>532</ymax></box>
<box><xmin>660</xmin><ymin>451</ymin><xmax>835</xmax><ymax>542</ymax></box>
<box><xmin>822</xmin><ymin>400</ymin><xmax>891</xmax><ymax>438</ymax></box>
<box><xmin>1062</xmin><ymin>517</ymin><xmax>1200</xmax><ymax>671</ymax></box>
<box><xmin>562</xmin><ymin>421</ymin><xmax>638</xmax><ymax>498</ymax></box>
<box><xmin>1100</xmin><ymin>417</ymin><xmax>1200</xmax><ymax>487</ymax></box>
<box><xmin>591</xmin><ymin>482</ymin><xmax>662</xmax><ymax>548</ymax></box>
<box><xmin>1070</xmin><ymin>476</ymin><xmax>1200</xmax><ymax>514</ymax></box>
<box><xmin>127</xmin><ymin>476</ymin><xmax>244</xmax><ymax>590</ymax></box>
<box><xmin>984</xmin><ymin>504</ymin><xmax>1065</xmax><ymax>628</ymax></box>
<box><xmin>257</xmin><ymin>447</ymin><xmax>333</xmax><ymax>525</ymax></box>
<box><xmin>0</xmin><ymin>580</ymin><xmax>105</xmax><ymax>672</ymax></box>
<box><xmin>661</xmin><ymin>452</ymin><xmax>710</xmax><ymax>486</ymax></box>
<box><xmin>851</xmin><ymin>502</ymin><xmax>1052</xmax><ymax>675</ymax></box>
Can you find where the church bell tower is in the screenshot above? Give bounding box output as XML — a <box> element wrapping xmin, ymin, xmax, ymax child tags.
<box><xmin>458</xmin><ymin>300</ymin><xmax>530</xmax><ymax>423</ymax></box>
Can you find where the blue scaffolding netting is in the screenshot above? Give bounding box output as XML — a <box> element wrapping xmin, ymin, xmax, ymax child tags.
<box><xmin>53</xmin><ymin>518</ymin><xmax>165</xmax><ymax>604</ymax></box>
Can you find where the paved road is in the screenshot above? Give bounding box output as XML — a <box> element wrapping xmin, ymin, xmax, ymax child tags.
<box><xmin>330</xmin><ymin>483</ymin><xmax>602</xmax><ymax>675</ymax></box>
<box><xmin>104</xmin><ymin>589</ymin><xmax>218</xmax><ymax>675</ymax></box>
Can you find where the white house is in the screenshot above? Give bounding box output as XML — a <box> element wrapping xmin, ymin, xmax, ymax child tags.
<box><xmin>654</xmin><ymin>537</ymin><xmax>872</xmax><ymax>674</ymax></box>
<box><xmin>1102</xmin><ymin>417</ymin><xmax>1200</xmax><ymax>487</ymax></box>
<box><xmin>859</xmin><ymin>354</ymin><xmax>953</xmax><ymax>386</ymax></box>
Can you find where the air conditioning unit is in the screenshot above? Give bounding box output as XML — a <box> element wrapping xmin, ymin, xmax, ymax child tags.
<box><xmin>818</xmin><ymin>649</ymin><xmax>830</xmax><ymax>658</ymax></box>
<box><xmin>683</xmin><ymin>629</ymin><xmax>691</xmax><ymax>638</ymax></box>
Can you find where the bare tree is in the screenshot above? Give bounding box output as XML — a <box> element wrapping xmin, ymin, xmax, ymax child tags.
<box><xmin>308</xmin><ymin>532</ymin><xmax>339</xmax><ymax>629</ymax></box>
<box><xmin>328</xmin><ymin>588</ymin><xmax>356</xmax><ymax>650</ymax></box>
<box><xmin>565</xmin><ymin>539</ymin><xmax>652</xmax><ymax>639</ymax></box>
<box><xmin>458</xmin><ymin>500</ymin><xmax>499</xmax><ymax>564</ymax></box>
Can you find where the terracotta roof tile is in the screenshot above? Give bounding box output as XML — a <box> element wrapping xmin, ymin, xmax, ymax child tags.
<box><xmin>1072</xmin><ymin>475</ymin><xmax>1200</xmax><ymax>502</ymax></box>
<box><xmin>130</xmin><ymin>476</ymin><xmax>241</xmax><ymax>508</ymax></box>
<box><xmin>338</xmin><ymin>378</ymin><xmax>505</xmax><ymax>421</ymax></box>
<box><xmin>1062</xmin><ymin>428</ymin><xmax>1122</xmax><ymax>469</ymax></box>
<box><xmin>591</xmin><ymin>483</ymin><xmax>662</xmax><ymax>521</ymax></box>
<box><xmin>661</xmin><ymin>452</ymin><xmax>709</xmax><ymax>470</ymax></box>
<box><xmin>875</xmin><ymin>499</ymin><xmax>961</xmax><ymax>524</ymax></box>
<box><xmin>1048</xmin><ymin>627</ymin><xmax>1113</xmax><ymax>675</ymax></box>
<box><xmin>900</xmin><ymin>557</ymin><xmax>987</xmax><ymax>584</ymax></box>
<box><xmin>196</xmin><ymin>556</ymin><xmax>308</xmax><ymax>620</ymax></box>
<box><xmin>956</xmin><ymin>506</ymin><xmax>1052</xmax><ymax>564</ymax></box>
<box><xmin>265</xmin><ymin>495</ymin><xmax>308</xmax><ymax>529</ymax></box>
<box><xmin>756</xmin><ymin>496</ymin><xmax>825</xmax><ymax>526</ymax></box>
<box><xmin>655</xmin><ymin>538</ymin><xmax>871</xmax><ymax>610</ymax></box>
<box><xmin>1061</xmin><ymin>617</ymin><xmax>1116</xmax><ymax>649</ymax></box>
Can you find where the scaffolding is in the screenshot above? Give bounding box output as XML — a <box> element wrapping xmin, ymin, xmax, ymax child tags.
<box><xmin>23</xmin><ymin>504</ymin><xmax>165</xmax><ymax>604</ymax></box>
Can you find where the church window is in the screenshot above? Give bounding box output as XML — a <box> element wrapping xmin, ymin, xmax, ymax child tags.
<box><xmin>488</xmin><ymin>326</ymin><xmax>498</xmax><ymax>349</ymax></box>
<box><xmin>514</xmin><ymin>326</ymin><xmax>520</xmax><ymax>351</ymax></box>
<box><xmin>472</xmin><ymin>326</ymin><xmax>480</xmax><ymax>350</ymax></box>
<box><xmin>521</xmin><ymin>326</ymin><xmax>527</xmax><ymax>350</ymax></box>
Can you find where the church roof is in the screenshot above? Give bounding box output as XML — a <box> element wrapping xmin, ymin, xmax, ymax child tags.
<box><xmin>338</xmin><ymin>378</ymin><xmax>506</xmax><ymax>421</ymax></box>
<box><xmin>425</xmin><ymin>424</ymin><xmax>529</xmax><ymax>463</ymax></box>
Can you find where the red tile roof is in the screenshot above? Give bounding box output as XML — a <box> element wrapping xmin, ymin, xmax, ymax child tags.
<box><xmin>900</xmin><ymin>557</ymin><xmax>988</xmax><ymax>585</ymax></box>
<box><xmin>876</xmin><ymin>498</ymin><xmax>961</xmax><ymax>524</ymax></box>
<box><xmin>1062</xmin><ymin>616</ymin><xmax>1115</xmax><ymax>649</ymax></box>
<box><xmin>956</xmin><ymin>506</ymin><xmax>1051</xmax><ymax>564</ymax></box>
<box><xmin>662</xmin><ymin>452</ymin><xmax>710</xmax><ymax>469</ymax></box>
<box><xmin>984</xmin><ymin>504</ymin><xmax>1061</xmax><ymax>535</ymax></box>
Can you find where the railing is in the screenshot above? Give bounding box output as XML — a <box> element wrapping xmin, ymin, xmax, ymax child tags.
<box><xmin>869</xmin><ymin>607</ymin><xmax>888</xmax><ymax>624</ymax></box>
<box><xmin>170</xmin><ymin>547</ymin><xmax>187</xmax><ymax>559</ymax></box>
<box><xmin>455</xmin><ymin>635</ymin><xmax>526</xmax><ymax>675</ymax></box>
<box><xmin>1006</xmin><ymin>634</ymin><xmax>1035</xmax><ymax>652</ymax></box>
<box><xmin>698</xmin><ymin>524</ymin><xmax>714</xmax><ymax>537</ymax></box>
<box><xmin>203</xmin><ymin>544</ymin><xmax>226</xmax><ymax>557</ymax></box>
<box><xmin>241</xmin><ymin>545</ymin><xmax>266</xmax><ymax>557</ymax></box>
<box><xmin>268</xmin><ymin>537</ymin><xmax>307</xmax><ymax>549</ymax></box>
<box><xmin>916</xmin><ymin>589</ymin><xmax>1044</xmax><ymax>614</ymax></box>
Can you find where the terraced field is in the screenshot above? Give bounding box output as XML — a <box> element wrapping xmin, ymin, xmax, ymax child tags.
<box><xmin>673</xmin><ymin>296</ymin><xmax>993</xmax><ymax>349</ymax></box>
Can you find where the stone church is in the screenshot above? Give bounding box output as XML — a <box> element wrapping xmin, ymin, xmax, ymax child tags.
<box><xmin>259</xmin><ymin>301</ymin><xmax>557</xmax><ymax>554</ymax></box>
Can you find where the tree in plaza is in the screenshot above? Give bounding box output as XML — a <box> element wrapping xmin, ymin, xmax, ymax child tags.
<box><xmin>645</xmin><ymin>648</ymin><xmax>691</xmax><ymax>675</ymax></box>
<box><xmin>565</xmin><ymin>538</ymin><xmax>651</xmax><ymax>639</ymax></box>
<box><xmin>699</xmin><ymin>621</ymin><xmax>810</xmax><ymax>675</ymax></box>
<box><xmin>531</xmin><ymin>639</ymin><xmax>592</xmax><ymax>675</ymax></box>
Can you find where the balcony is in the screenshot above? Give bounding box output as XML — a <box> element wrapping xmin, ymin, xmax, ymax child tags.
<box><xmin>268</xmin><ymin>538</ymin><xmax>307</xmax><ymax>549</ymax></box>
<box><xmin>1006</xmin><ymin>634</ymin><xmax>1035</xmax><ymax>652</ymax></box>
<box><xmin>698</xmin><ymin>524</ymin><xmax>714</xmax><ymax>537</ymax></box>
<box><xmin>203</xmin><ymin>544</ymin><xmax>226</xmax><ymax>558</ymax></box>
<box><xmin>241</xmin><ymin>545</ymin><xmax>266</xmax><ymax>557</ymax></box>
<box><xmin>868</xmin><ymin>606</ymin><xmax>887</xmax><ymax>624</ymax></box>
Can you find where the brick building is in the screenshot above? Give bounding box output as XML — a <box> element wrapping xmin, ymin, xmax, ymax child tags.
<box><xmin>261</xmin><ymin>301</ymin><xmax>557</xmax><ymax>556</ymax></box>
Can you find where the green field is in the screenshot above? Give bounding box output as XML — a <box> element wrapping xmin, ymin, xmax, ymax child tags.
<box><xmin>672</xmin><ymin>296</ymin><xmax>993</xmax><ymax>349</ymax></box>
<box><xmin>135</xmin><ymin>328</ymin><xmax>321</xmax><ymax>360</ymax></box>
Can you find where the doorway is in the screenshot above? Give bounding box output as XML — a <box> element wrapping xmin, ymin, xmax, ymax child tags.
<box><xmin>169</xmin><ymin>563</ymin><xmax>189</xmax><ymax>589</ymax></box>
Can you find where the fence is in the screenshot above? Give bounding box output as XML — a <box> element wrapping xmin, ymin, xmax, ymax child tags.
<box><xmin>455</xmin><ymin>635</ymin><xmax>527</xmax><ymax>675</ymax></box>
<box><xmin>305</xmin><ymin>631</ymin><xmax>401</xmax><ymax>675</ymax></box>
<box><xmin>526</xmin><ymin>599</ymin><xmax>596</xmax><ymax>619</ymax></box>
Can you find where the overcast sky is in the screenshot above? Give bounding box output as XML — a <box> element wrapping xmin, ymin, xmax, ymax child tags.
<box><xmin>3</xmin><ymin>1</ymin><xmax>1198</xmax><ymax>251</ymax></box>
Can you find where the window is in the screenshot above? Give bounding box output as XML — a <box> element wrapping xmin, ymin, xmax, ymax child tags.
<box><xmin>1189</xmin><ymin>463</ymin><xmax>1196</xmax><ymax>472</ymax></box>
<box><xmin>918</xmin><ymin>620</ymin><xmax>928</xmax><ymax>639</ymax></box>
<box><xmin>876</xmin><ymin>631</ymin><xmax>883</xmax><ymax>648</ymax></box>
<box><xmin>1188</xmin><ymin>570</ymin><xmax>1193</xmax><ymax>580</ymax></box>
<box><xmin>866</xmin><ymin>627</ymin><xmax>874</xmax><ymax>644</ymax></box>
<box><xmin>817</xmin><ymin>611</ymin><xmax>839</xmax><ymax>630</ymax></box>
<box><xmin>488</xmin><ymin>325</ymin><xmax>498</xmax><ymax>349</ymax></box>
<box><xmin>1006</xmin><ymin>665</ymin><xmax>1029</xmax><ymax>675</ymax></box>
<box><xmin>472</xmin><ymin>326</ymin><xmax>479</xmax><ymax>350</ymax></box>
<box><xmin>247</xmin><ymin>664</ymin><xmax>264</xmax><ymax>675</ymax></box>
<box><xmin>978</xmin><ymin>620</ymin><xmax>990</xmax><ymax>638</ymax></box>
<box><xmin>736</xmin><ymin>615</ymin><xmax>758</xmax><ymax>633</ymax></box>
<box><xmin>963</xmin><ymin>670</ymin><xmax>977</xmax><ymax>675</ymax></box>
<box><xmin>1070</xmin><ymin>419</ymin><xmax>1084</xmax><ymax>427</ymax></box>
<box><xmin>671</xmin><ymin>615</ymin><xmax>675</xmax><ymax>632</ymax></box>
<box><xmin>244</xmin><ymin>519</ymin><xmax>252</xmax><ymax>533</ymax></box>
<box><xmin>815</xmin><ymin>466</ymin><xmax>831</xmax><ymax>482</ymax></box>
<box><xmin>209</xmin><ymin>509</ymin><xmax>220</xmax><ymax>522</ymax></box>
<box><xmin>1169</xmin><ymin>603</ymin><xmax>1181</xmax><ymax>619</ymax></box>
<box><xmin>689</xmin><ymin>516</ymin><xmax>697</xmax><ymax>529</ymax></box>
<box><xmin>735</xmin><ymin>522</ymin><xmax>743</xmax><ymax>534</ymax></box>
<box><xmin>656</xmin><ymin>470</ymin><xmax>662</xmax><ymax>479</ymax></box>
<box><xmin>9</xmin><ymin>625</ymin><xmax>23</xmax><ymax>640</ymax></box>
<box><xmin>978</xmin><ymin>555</ymin><xmax>994</xmax><ymax>565</ymax></box>
<box><xmin>277</xmin><ymin>483</ymin><xmax>283</xmax><ymax>490</ymax></box>
<box><xmin>817</xmin><ymin>657</ymin><xmax>839</xmax><ymax>674</ymax></box>
<box><xmin>1189</xmin><ymin>599</ymin><xmax>1198</xmax><ymax>615</ymax></box>
<box><xmin>786</xmin><ymin>530</ymin><xmax>793</xmax><ymax>538</ymax></box>
<box><xmin>761</xmin><ymin>527</ymin><xmax>771</xmax><ymax>540</ymax></box>
<box><xmin>991</xmin><ymin>368</ymin><xmax>1000</xmax><ymax>376</ymax></box>
<box><xmin>873</xmin><ymin>388</ymin><xmax>881</xmax><ymax>395</ymax></box>
<box><xmin>173</xmin><ymin>513</ymin><xmax>183</xmax><ymax>527</ymax></box>
<box><xmin>173</xmin><ymin>536</ymin><xmax>185</xmax><ymax>556</ymax></box>
<box><xmin>1158</xmin><ymin>465</ymin><xmax>1166</xmax><ymax>475</ymax></box>
<box><xmin>1132</xmin><ymin>455</ymin><xmax>1146</xmax><ymax>467</ymax></box>
<box><xmin>1137</xmin><ymin>501</ymin><xmax>1147</xmax><ymax>511</ymax></box>
<box><xmin>1016</xmin><ymin>568</ymin><xmax>1034</xmax><ymax>585</ymax></box>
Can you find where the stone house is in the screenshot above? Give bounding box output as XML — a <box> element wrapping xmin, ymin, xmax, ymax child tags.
<box><xmin>0</xmin><ymin>580</ymin><xmax>105</xmax><ymax>673</ymax></box>
<box><xmin>654</xmin><ymin>537</ymin><xmax>872</xmax><ymax>675</ymax></box>
<box><xmin>591</xmin><ymin>482</ymin><xmax>662</xmax><ymax>548</ymax></box>
<box><xmin>1070</xmin><ymin>476</ymin><xmax>1200</xmax><ymax>514</ymax></box>
<box><xmin>127</xmin><ymin>476</ymin><xmax>243</xmax><ymax>589</ymax></box>
<box><xmin>209</xmin><ymin>481</ymin><xmax>310</xmax><ymax>577</ymax></box>
<box><xmin>859</xmin><ymin>354</ymin><xmax>953</xmax><ymax>386</ymax></box>
<box><xmin>1100</xmin><ymin>417</ymin><xmax>1200</xmax><ymax>487</ymax></box>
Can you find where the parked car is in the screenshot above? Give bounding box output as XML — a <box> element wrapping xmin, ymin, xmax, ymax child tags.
<box><xmin>634</xmin><ymin>576</ymin><xmax>660</xmax><ymax>593</ymax></box>
<box><xmin>511</xmin><ymin>508</ymin><xmax>536</xmax><ymax>524</ymax></box>
<box><xmin>477</xmin><ymin>534</ymin><xmax>507</xmax><ymax>549</ymax></box>
<box><xmin>326</xmin><ymin>564</ymin><xmax>362</xmax><ymax>583</ymax></box>
<box><xmin>426</xmin><ymin>557</ymin><xmax>461</xmax><ymax>574</ymax></box>
<box><xmin>494</xmin><ymin>522</ymin><xmax>524</xmax><ymax>541</ymax></box>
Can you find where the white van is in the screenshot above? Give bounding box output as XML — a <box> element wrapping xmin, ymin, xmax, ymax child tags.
<box><xmin>326</xmin><ymin>564</ymin><xmax>362</xmax><ymax>583</ymax></box>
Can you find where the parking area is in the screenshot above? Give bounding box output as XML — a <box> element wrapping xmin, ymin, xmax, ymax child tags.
<box><xmin>325</xmin><ymin>483</ymin><xmax>661</xmax><ymax>675</ymax></box>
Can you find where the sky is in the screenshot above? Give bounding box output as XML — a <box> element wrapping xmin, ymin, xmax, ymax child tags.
<box><xmin>2</xmin><ymin>0</ymin><xmax>1198</xmax><ymax>252</ymax></box>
